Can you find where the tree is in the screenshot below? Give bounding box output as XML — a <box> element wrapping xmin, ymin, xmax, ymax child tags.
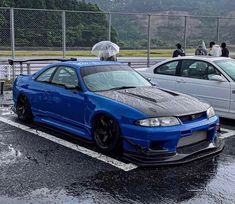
<box><xmin>0</xmin><ymin>0</ymin><xmax>117</xmax><ymax>48</ymax></box>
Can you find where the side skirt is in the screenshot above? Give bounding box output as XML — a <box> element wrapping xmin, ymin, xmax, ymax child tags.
<box><xmin>33</xmin><ymin>116</ymin><xmax>92</xmax><ymax>141</ymax></box>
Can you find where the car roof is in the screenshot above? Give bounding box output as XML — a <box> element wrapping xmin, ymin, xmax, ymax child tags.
<box><xmin>166</xmin><ymin>56</ymin><xmax>230</xmax><ymax>62</ymax></box>
<box><xmin>150</xmin><ymin>56</ymin><xmax>232</xmax><ymax>69</ymax></box>
<box><xmin>57</xmin><ymin>60</ymin><xmax>121</xmax><ymax>68</ymax></box>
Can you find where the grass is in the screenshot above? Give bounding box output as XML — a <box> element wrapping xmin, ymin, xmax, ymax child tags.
<box><xmin>0</xmin><ymin>49</ymin><xmax>195</xmax><ymax>58</ymax></box>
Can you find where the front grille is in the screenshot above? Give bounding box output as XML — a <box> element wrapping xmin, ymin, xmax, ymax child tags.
<box><xmin>177</xmin><ymin>131</ymin><xmax>208</xmax><ymax>148</ymax></box>
<box><xmin>179</xmin><ymin>112</ymin><xmax>206</xmax><ymax>123</ymax></box>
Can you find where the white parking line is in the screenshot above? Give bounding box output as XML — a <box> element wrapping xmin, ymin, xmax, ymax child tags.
<box><xmin>0</xmin><ymin>116</ymin><xmax>138</xmax><ymax>172</ymax></box>
<box><xmin>1</xmin><ymin>112</ymin><xmax>14</xmax><ymax>116</ymax></box>
<box><xmin>220</xmin><ymin>128</ymin><xmax>235</xmax><ymax>139</ymax></box>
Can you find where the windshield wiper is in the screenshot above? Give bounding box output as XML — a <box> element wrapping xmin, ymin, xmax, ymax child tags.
<box><xmin>108</xmin><ymin>86</ymin><xmax>137</xmax><ymax>91</ymax></box>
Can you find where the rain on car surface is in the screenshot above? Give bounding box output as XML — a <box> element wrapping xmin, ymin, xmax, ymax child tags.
<box><xmin>12</xmin><ymin>59</ymin><xmax>224</xmax><ymax>165</ymax></box>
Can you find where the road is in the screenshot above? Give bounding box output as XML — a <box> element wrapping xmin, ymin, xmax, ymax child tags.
<box><xmin>0</xmin><ymin>101</ymin><xmax>235</xmax><ymax>203</ymax></box>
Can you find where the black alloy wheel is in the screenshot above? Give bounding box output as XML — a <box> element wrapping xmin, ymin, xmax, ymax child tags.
<box><xmin>16</xmin><ymin>95</ymin><xmax>33</xmax><ymax>122</ymax></box>
<box><xmin>93</xmin><ymin>115</ymin><xmax>121</xmax><ymax>153</ymax></box>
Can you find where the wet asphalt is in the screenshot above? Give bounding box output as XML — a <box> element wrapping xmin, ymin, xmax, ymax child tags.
<box><xmin>0</xmin><ymin>103</ymin><xmax>235</xmax><ymax>203</ymax></box>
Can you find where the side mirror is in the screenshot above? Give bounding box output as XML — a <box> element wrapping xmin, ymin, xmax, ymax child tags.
<box><xmin>146</xmin><ymin>77</ymin><xmax>158</xmax><ymax>87</ymax></box>
<box><xmin>209</xmin><ymin>75</ymin><xmax>227</xmax><ymax>82</ymax></box>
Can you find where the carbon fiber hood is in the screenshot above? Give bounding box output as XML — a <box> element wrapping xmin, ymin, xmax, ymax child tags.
<box><xmin>98</xmin><ymin>86</ymin><xmax>210</xmax><ymax>117</ymax></box>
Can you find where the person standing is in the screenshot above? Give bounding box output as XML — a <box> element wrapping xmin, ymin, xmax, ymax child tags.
<box><xmin>100</xmin><ymin>54</ymin><xmax>117</xmax><ymax>61</ymax></box>
<box><xmin>208</xmin><ymin>41</ymin><xmax>215</xmax><ymax>56</ymax></box>
<box><xmin>208</xmin><ymin>41</ymin><xmax>222</xmax><ymax>57</ymax></box>
<box><xmin>221</xmin><ymin>42</ymin><xmax>229</xmax><ymax>57</ymax></box>
<box><xmin>195</xmin><ymin>41</ymin><xmax>207</xmax><ymax>55</ymax></box>
<box><xmin>173</xmin><ymin>43</ymin><xmax>185</xmax><ymax>58</ymax></box>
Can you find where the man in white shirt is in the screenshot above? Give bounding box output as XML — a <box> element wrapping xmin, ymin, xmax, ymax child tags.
<box><xmin>208</xmin><ymin>41</ymin><xmax>222</xmax><ymax>57</ymax></box>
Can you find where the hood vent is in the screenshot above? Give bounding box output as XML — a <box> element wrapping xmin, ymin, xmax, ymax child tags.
<box><xmin>159</xmin><ymin>89</ymin><xmax>179</xmax><ymax>96</ymax></box>
<box><xmin>125</xmin><ymin>92</ymin><xmax>157</xmax><ymax>103</ymax></box>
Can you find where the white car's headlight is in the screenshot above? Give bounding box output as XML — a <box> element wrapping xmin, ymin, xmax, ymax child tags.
<box><xmin>136</xmin><ymin>117</ymin><xmax>180</xmax><ymax>127</ymax></box>
<box><xmin>207</xmin><ymin>107</ymin><xmax>216</xmax><ymax>118</ymax></box>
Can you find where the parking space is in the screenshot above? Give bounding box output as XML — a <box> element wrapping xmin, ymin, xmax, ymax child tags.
<box><xmin>0</xmin><ymin>105</ymin><xmax>235</xmax><ymax>203</ymax></box>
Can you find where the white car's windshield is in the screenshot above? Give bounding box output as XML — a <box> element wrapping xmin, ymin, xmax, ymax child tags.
<box><xmin>214</xmin><ymin>59</ymin><xmax>235</xmax><ymax>81</ymax></box>
<box><xmin>80</xmin><ymin>64</ymin><xmax>151</xmax><ymax>92</ymax></box>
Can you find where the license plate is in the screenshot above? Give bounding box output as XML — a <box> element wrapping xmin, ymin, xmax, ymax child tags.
<box><xmin>177</xmin><ymin>131</ymin><xmax>207</xmax><ymax>148</ymax></box>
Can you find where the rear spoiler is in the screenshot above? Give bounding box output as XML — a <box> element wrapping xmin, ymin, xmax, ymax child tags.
<box><xmin>8</xmin><ymin>58</ymin><xmax>77</xmax><ymax>65</ymax></box>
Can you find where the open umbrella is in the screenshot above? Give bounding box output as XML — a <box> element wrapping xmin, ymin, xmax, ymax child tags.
<box><xmin>91</xmin><ymin>41</ymin><xmax>119</xmax><ymax>58</ymax></box>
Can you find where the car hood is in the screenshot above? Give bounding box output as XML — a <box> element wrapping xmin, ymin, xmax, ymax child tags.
<box><xmin>97</xmin><ymin>86</ymin><xmax>210</xmax><ymax>117</ymax></box>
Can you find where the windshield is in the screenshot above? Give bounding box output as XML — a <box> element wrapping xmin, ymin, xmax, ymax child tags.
<box><xmin>214</xmin><ymin>59</ymin><xmax>235</xmax><ymax>81</ymax></box>
<box><xmin>80</xmin><ymin>64</ymin><xmax>151</xmax><ymax>92</ymax></box>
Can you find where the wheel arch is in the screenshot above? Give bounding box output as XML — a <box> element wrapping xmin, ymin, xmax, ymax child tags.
<box><xmin>90</xmin><ymin>111</ymin><xmax>123</xmax><ymax>138</ymax></box>
<box><xmin>16</xmin><ymin>92</ymin><xmax>30</xmax><ymax>105</ymax></box>
<box><xmin>91</xmin><ymin>111</ymin><xmax>120</xmax><ymax>127</ymax></box>
<box><xmin>91</xmin><ymin>111</ymin><xmax>123</xmax><ymax>153</ymax></box>
<box><xmin>15</xmin><ymin>91</ymin><xmax>33</xmax><ymax>122</ymax></box>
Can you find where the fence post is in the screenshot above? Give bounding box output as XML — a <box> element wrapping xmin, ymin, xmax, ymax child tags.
<box><xmin>10</xmin><ymin>8</ymin><xmax>15</xmax><ymax>59</ymax></box>
<box><xmin>147</xmin><ymin>14</ymin><xmax>151</xmax><ymax>67</ymax></box>
<box><xmin>184</xmin><ymin>16</ymin><xmax>187</xmax><ymax>54</ymax></box>
<box><xmin>216</xmin><ymin>17</ymin><xmax>220</xmax><ymax>44</ymax></box>
<box><xmin>20</xmin><ymin>62</ymin><xmax>23</xmax><ymax>74</ymax></box>
<box><xmin>27</xmin><ymin>63</ymin><xmax>31</xmax><ymax>75</ymax></box>
<box><xmin>108</xmin><ymin>12</ymin><xmax>112</xmax><ymax>41</ymax></box>
<box><xmin>7</xmin><ymin>65</ymin><xmax>11</xmax><ymax>80</ymax></box>
<box><xmin>62</xmin><ymin>11</ymin><xmax>66</xmax><ymax>58</ymax></box>
<box><xmin>0</xmin><ymin>81</ymin><xmax>4</xmax><ymax>95</ymax></box>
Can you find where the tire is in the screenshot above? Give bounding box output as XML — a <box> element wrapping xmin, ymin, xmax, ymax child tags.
<box><xmin>93</xmin><ymin>115</ymin><xmax>121</xmax><ymax>153</ymax></box>
<box><xmin>16</xmin><ymin>95</ymin><xmax>33</xmax><ymax>122</ymax></box>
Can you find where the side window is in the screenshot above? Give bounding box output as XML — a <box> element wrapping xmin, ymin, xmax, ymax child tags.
<box><xmin>154</xmin><ymin>61</ymin><xmax>179</xmax><ymax>76</ymax></box>
<box><xmin>181</xmin><ymin>60</ymin><xmax>221</xmax><ymax>80</ymax></box>
<box><xmin>36</xmin><ymin>67</ymin><xmax>56</xmax><ymax>82</ymax></box>
<box><xmin>52</xmin><ymin>66</ymin><xmax>79</xmax><ymax>87</ymax></box>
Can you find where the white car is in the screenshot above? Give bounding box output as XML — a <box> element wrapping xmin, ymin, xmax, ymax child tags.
<box><xmin>138</xmin><ymin>56</ymin><xmax>235</xmax><ymax>119</ymax></box>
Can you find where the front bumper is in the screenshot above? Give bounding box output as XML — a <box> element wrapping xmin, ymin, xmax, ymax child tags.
<box><xmin>123</xmin><ymin>136</ymin><xmax>224</xmax><ymax>166</ymax></box>
<box><xmin>121</xmin><ymin>115</ymin><xmax>224</xmax><ymax>166</ymax></box>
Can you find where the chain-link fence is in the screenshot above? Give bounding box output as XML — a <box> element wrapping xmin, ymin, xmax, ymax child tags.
<box><xmin>66</xmin><ymin>11</ymin><xmax>109</xmax><ymax>53</ymax></box>
<box><xmin>0</xmin><ymin>8</ymin><xmax>11</xmax><ymax>57</ymax></box>
<box><xmin>1</xmin><ymin>7</ymin><xmax>235</xmax><ymax>69</ymax></box>
<box><xmin>150</xmin><ymin>15</ymin><xmax>186</xmax><ymax>49</ymax></box>
<box><xmin>111</xmin><ymin>13</ymin><xmax>149</xmax><ymax>49</ymax></box>
<box><xmin>14</xmin><ymin>9</ymin><xmax>62</xmax><ymax>51</ymax></box>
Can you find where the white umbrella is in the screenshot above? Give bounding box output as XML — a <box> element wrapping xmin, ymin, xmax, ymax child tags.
<box><xmin>91</xmin><ymin>41</ymin><xmax>120</xmax><ymax>58</ymax></box>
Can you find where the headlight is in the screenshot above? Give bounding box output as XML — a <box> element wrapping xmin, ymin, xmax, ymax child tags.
<box><xmin>207</xmin><ymin>107</ymin><xmax>216</xmax><ymax>118</ymax></box>
<box><xmin>136</xmin><ymin>117</ymin><xmax>180</xmax><ymax>127</ymax></box>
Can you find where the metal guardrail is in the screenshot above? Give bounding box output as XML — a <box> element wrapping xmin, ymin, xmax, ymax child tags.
<box><xmin>0</xmin><ymin>58</ymin><xmax>163</xmax><ymax>82</ymax></box>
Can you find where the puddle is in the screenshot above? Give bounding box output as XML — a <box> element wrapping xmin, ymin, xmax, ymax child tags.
<box><xmin>0</xmin><ymin>142</ymin><xmax>22</xmax><ymax>165</ymax></box>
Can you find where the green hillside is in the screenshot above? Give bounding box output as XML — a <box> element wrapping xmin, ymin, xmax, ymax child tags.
<box><xmin>86</xmin><ymin>0</ymin><xmax>235</xmax><ymax>48</ymax></box>
<box><xmin>87</xmin><ymin>0</ymin><xmax>235</xmax><ymax>16</ymax></box>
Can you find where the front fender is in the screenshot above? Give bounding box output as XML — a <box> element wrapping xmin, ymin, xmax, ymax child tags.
<box><xmin>85</xmin><ymin>93</ymin><xmax>147</xmax><ymax>128</ymax></box>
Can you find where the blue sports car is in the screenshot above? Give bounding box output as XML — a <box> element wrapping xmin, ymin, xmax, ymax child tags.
<box><xmin>12</xmin><ymin>59</ymin><xmax>224</xmax><ymax>165</ymax></box>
